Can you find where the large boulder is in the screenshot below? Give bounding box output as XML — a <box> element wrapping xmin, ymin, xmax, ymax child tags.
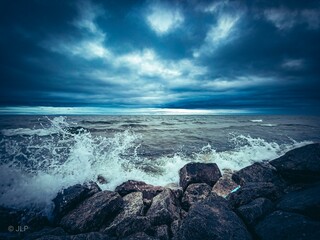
<box><xmin>181</xmin><ymin>183</ymin><xmax>211</xmax><ymax>210</ymax></box>
<box><xmin>270</xmin><ymin>143</ymin><xmax>320</xmax><ymax>182</ymax></box>
<box><xmin>104</xmin><ymin>192</ymin><xmax>147</xmax><ymax>237</ymax></box>
<box><xmin>212</xmin><ymin>170</ymin><xmax>238</xmax><ymax>197</ymax></box>
<box><xmin>178</xmin><ymin>193</ymin><xmax>252</xmax><ymax>240</ymax></box>
<box><xmin>227</xmin><ymin>182</ymin><xmax>282</xmax><ymax>208</ymax></box>
<box><xmin>237</xmin><ymin>198</ymin><xmax>274</xmax><ymax>227</ymax></box>
<box><xmin>232</xmin><ymin>162</ymin><xmax>285</xmax><ymax>187</ymax></box>
<box><xmin>115</xmin><ymin>180</ymin><xmax>164</xmax><ymax>200</ymax></box>
<box><xmin>146</xmin><ymin>188</ymin><xmax>181</xmax><ymax>226</ymax></box>
<box><xmin>179</xmin><ymin>162</ymin><xmax>222</xmax><ymax>190</ymax></box>
<box><xmin>255</xmin><ymin>210</ymin><xmax>320</xmax><ymax>240</ymax></box>
<box><xmin>53</xmin><ymin>182</ymin><xmax>101</xmax><ymax>221</ymax></box>
<box><xmin>276</xmin><ymin>183</ymin><xmax>320</xmax><ymax>220</ymax></box>
<box><xmin>60</xmin><ymin>191</ymin><xmax>123</xmax><ymax>234</ymax></box>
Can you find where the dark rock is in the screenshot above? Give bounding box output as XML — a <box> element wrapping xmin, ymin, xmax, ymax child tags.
<box><xmin>277</xmin><ymin>183</ymin><xmax>320</xmax><ymax>220</ymax></box>
<box><xmin>19</xmin><ymin>210</ymin><xmax>50</xmax><ymax>232</ymax></box>
<box><xmin>165</xmin><ymin>183</ymin><xmax>183</xmax><ymax>200</ymax></box>
<box><xmin>178</xmin><ymin>193</ymin><xmax>252</xmax><ymax>240</ymax></box>
<box><xmin>97</xmin><ymin>175</ymin><xmax>108</xmax><ymax>184</ymax></box>
<box><xmin>149</xmin><ymin>225</ymin><xmax>170</xmax><ymax>240</ymax></box>
<box><xmin>121</xmin><ymin>232</ymin><xmax>158</xmax><ymax>240</ymax></box>
<box><xmin>255</xmin><ymin>210</ymin><xmax>320</xmax><ymax>240</ymax></box>
<box><xmin>212</xmin><ymin>170</ymin><xmax>238</xmax><ymax>197</ymax></box>
<box><xmin>35</xmin><ymin>232</ymin><xmax>115</xmax><ymax>240</ymax></box>
<box><xmin>0</xmin><ymin>207</ymin><xmax>21</xmax><ymax>232</ymax></box>
<box><xmin>237</xmin><ymin>198</ymin><xmax>274</xmax><ymax>227</ymax></box>
<box><xmin>179</xmin><ymin>162</ymin><xmax>222</xmax><ymax>190</ymax></box>
<box><xmin>104</xmin><ymin>192</ymin><xmax>146</xmax><ymax>237</ymax></box>
<box><xmin>60</xmin><ymin>191</ymin><xmax>123</xmax><ymax>234</ymax></box>
<box><xmin>181</xmin><ymin>183</ymin><xmax>211</xmax><ymax>210</ymax></box>
<box><xmin>270</xmin><ymin>143</ymin><xmax>320</xmax><ymax>183</ymax></box>
<box><xmin>171</xmin><ymin>220</ymin><xmax>181</xmax><ymax>240</ymax></box>
<box><xmin>115</xmin><ymin>180</ymin><xmax>164</xmax><ymax>200</ymax></box>
<box><xmin>147</xmin><ymin>189</ymin><xmax>181</xmax><ymax>226</ymax></box>
<box><xmin>53</xmin><ymin>182</ymin><xmax>101</xmax><ymax>221</ymax></box>
<box><xmin>24</xmin><ymin>227</ymin><xmax>66</xmax><ymax>240</ymax></box>
<box><xmin>227</xmin><ymin>182</ymin><xmax>282</xmax><ymax>208</ymax></box>
<box><xmin>232</xmin><ymin>162</ymin><xmax>286</xmax><ymax>187</ymax></box>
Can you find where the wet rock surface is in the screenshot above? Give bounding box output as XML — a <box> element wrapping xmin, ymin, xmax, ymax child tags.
<box><xmin>212</xmin><ymin>169</ymin><xmax>238</xmax><ymax>197</ymax></box>
<box><xmin>179</xmin><ymin>162</ymin><xmax>221</xmax><ymax>190</ymax></box>
<box><xmin>181</xmin><ymin>183</ymin><xmax>211</xmax><ymax>210</ymax></box>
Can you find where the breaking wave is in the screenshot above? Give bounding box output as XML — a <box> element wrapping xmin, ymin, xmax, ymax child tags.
<box><xmin>0</xmin><ymin>117</ymin><xmax>312</xmax><ymax>213</ymax></box>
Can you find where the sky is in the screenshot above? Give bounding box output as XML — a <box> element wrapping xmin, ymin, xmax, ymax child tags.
<box><xmin>0</xmin><ymin>0</ymin><xmax>320</xmax><ymax>115</ymax></box>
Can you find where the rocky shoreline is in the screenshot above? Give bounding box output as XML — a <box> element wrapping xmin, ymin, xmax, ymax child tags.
<box><xmin>1</xmin><ymin>143</ymin><xmax>320</xmax><ymax>240</ymax></box>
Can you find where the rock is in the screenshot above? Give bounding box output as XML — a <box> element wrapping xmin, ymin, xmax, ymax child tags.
<box><xmin>165</xmin><ymin>183</ymin><xmax>183</xmax><ymax>200</ymax></box>
<box><xmin>147</xmin><ymin>189</ymin><xmax>181</xmax><ymax>226</ymax></box>
<box><xmin>53</xmin><ymin>182</ymin><xmax>101</xmax><ymax>221</ymax></box>
<box><xmin>104</xmin><ymin>192</ymin><xmax>146</xmax><ymax>237</ymax></box>
<box><xmin>227</xmin><ymin>182</ymin><xmax>282</xmax><ymax>208</ymax></box>
<box><xmin>277</xmin><ymin>183</ymin><xmax>320</xmax><ymax>220</ymax></box>
<box><xmin>212</xmin><ymin>170</ymin><xmax>238</xmax><ymax>197</ymax></box>
<box><xmin>115</xmin><ymin>180</ymin><xmax>164</xmax><ymax>200</ymax></box>
<box><xmin>237</xmin><ymin>198</ymin><xmax>274</xmax><ymax>227</ymax></box>
<box><xmin>97</xmin><ymin>175</ymin><xmax>108</xmax><ymax>184</ymax></box>
<box><xmin>121</xmin><ymin>232</ymin><xmax>158</xmax><ymax>240</ymax></box>
<box><xmin>24</xmin><ymin>227</ymin><xmax>66</xmax><ymax>240</ymax></box>
<box><xmin>171</xmin><ymin>220</ymin><xmax>181</xmax><ymax>240</ymax></box>
<box><xmin>179</xmin><ymin>162</ymin><xmax>222</xmax><ymax>190</ymax></box>
<box><xmin>270</xmin><ymin>143</ymin><xmax>320</xmax><ymax>183</ymax></box>
<box><xmin>19</xmin><ymin>210</ymin><xmax>50</xmax><ymax>232</ymax></box>
<box><xmin>178</xmin><ymin>193</ymin><xmax>252</xmax><ymax>240</ymax></box>
<box><xmin>181</xmin><ymin>183</ymin><xmax>211</xmax><ymax>210</ymax></box>
<box><xmin>0</xmin><ymin>207</ymin><xmax>21</xmax><ymax>232</ymax></box>
<box><xmin>232</xmin><ymin>162</ymin><xmax>285</xmax><ymax>187</ymax></box>
<box><xmin>35</xmin><ymin>232</ymin><xmax>115</xmax><ymax>240</ymax></box>
<box><xmin>149</xmin><ymin>225</ymin><xmax>170</xmax><ymax>240</ymax></box>
<box><xmin>255</xmin><ymin>210</ymin><xmax>320</xmax><ymax>240</ymax></box>
<box><xmin>60</xmin><ymin>191</ymin><xmax>123</xmax><ymax>234</ymax></box>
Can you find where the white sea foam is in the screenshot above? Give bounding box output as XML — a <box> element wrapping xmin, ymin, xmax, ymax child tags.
<box><xmin>250</xmin><ymin>119</ymin><xmax>263</xmax><ymax>123</ymax></box>
<box><xmin>0</xmin><ymin>117</ymin><xmax>313</xmax><ymax>214</ymax></box>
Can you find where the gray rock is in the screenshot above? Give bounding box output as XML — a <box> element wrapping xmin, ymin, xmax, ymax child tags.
<box><xmin>178</xmin><ymin>193</ymin><xmax>252</xmax><ymax>240</ymax></box>
<box><xmin>277</xmin><ymin>183</ymin><xmax>320</xmax><ymax>220</ymax></box>
<box><xmin>181</xmin><ymin>183</ymin><xmax>211</xmax><ymax>210</ymax></box>
<box><xmin>60</xmin><ymin>191</ymin><xmax>123</xmax><ymax>234</ymax></box>
<box><xmin>115</xmin><ymin>180</ymin><xmax>164</xmax><ymax>200</ymax></box>
<box><xmin>227</xmin><ymin>182</ymin><xmax>282</xmax><ymax>208</ymax></box>
<box><xmin>255</xmin><ymin>210</ymin><xmax>320</xmax><ymax>240</ymax></box>
<box><xmin>35</xmin><ymin>232</ymin><xmax>114</xmax><ymax>240</ymax></box>
<box><xmin>147</xmin><ymin>189</ymin><xmax>181</xmax><ymax>225</ymax></box>
<box><xmin>53</xmin><ymin>182</ymin><xmax>101</xmax><ymax>221</ymax></box>
<box><xmin>121</xmin><ymin>232</ymin><xmax>158</xmax><ymax>240</ymax></box>
<box><xmin>270</xmin><ymin>143</ymin><xmax>320</xmax><ymax>183</ymax></box>
<box><xmin>179</xmin><ymin>162</ymin><xmax>221</xmax><ymax>190</ymax></box>
<box><xmin>151</xmin><ymin>225</ymin><xmax>170</xmax><ymax>240</ymax></box>
<box><xmin>171</xmin><ymin>220</ymin><xmax>181</xmax><ymax>240</ymax></box>
<box><xmin>105</xmin><ymin>192</ymin><xmax>146</xmax><ymax>237</ymax></box>
<box><xmin>237</xmin><ymin>198</ymin><xmax>274</xmax><ymax>226</ymax></box>
<box><xmin>212</xmin><ymin>171</ymin><xmax>238</xmax><ymax>197</ymax></box>
<box><xmin>232</xmin><ymin>162</ymin><xmax>285</xmax><ymax>187</ymax></box>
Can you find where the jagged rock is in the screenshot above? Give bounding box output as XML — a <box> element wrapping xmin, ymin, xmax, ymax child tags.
<box><xmin>181</xmin><ymin>183</ymin><xmax>211</xmax><ymax>210</ymax></box>
<box><xmin>115</xmin><ymin>180</ymin><xmax>164</xmax><ymax>200</ymax></box>
<box><xmin>171</xmin><ymin>220</ymin><xmax>181</xmax><ymax>240</ymax></box>
<box><xmin>212</xmin><ymin>170</ymin><xmax>238</xmax><ymax>197</ymax></box>
<box><xmin>35</xmin><ymin>232</ymin><xmax>115</xmax><ymax>240</ymax></box>
<box><xmin>227</xmin><ymin>182</ymin><xmax>282</xmax><ymax>208</ymax></box>
<box><xmin>179</xmin><ymin>162</ymin><xmax>221</xmax><ymax>190</ymax></box>
<box><xmin>255</xmin><ymin>210</ymin><xmax>320</xmax><ymax>240</ymax></box>
<box><xmin>232</xmin><ymin>162</ymin><xmax>285</xmax><ymax>187</ymax></box>
<box><xmin>237</xmin><ymin>198</ymin><xmax>274</xmax><ymax>227</ymax></box>
<box><xmin>165</xmin><ymin>183</ymin><xmax>183</xmax><ymax>200</ymax></box>
<box><xmin>104</xmin><ymin>192</ymin><xmax>146</xmax><ymax>237</ymax></box>
<box><xmin>121</xmin><ymin>232</ymin><xmax>158</xmax><ymax>240</ymax></box>
<box><xmin>277</xmin><ymin>183</ymin><xmax>320</xmax><ymax>220</ymax></box>
<box><xmin>24</xmin><ymin>227</ymin><xmax>66</xmax><ymax>240</ymax></box>
<box><xmin>178</xmin><ymin>193</ymin><xmax>252</xmax><ymax>240</ymax></box>
<box><xmin>146</xmin><ymin>189</ymin><xmax>181</xmax><ymax>226</ymax></box>
<box><xmin>60</xmin><ymin>191</ymin><xmax>123</xmax><ymax>234</ymax></box>
<box><xmin>270</xmin><ymin>143</ymin><xmax>320</xmax><ymax>183</ymax></box>
<box><xmin>53</xmin><ymin>182</ymin><xmax>101</xmax><ymax>221</ymax></box>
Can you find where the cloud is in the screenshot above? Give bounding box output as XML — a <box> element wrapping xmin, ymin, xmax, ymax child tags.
<box><xmin>264</xmin><ymin>7</ymin><xmax>320</xmax><ymax>30</ymax></box>
<box><xmin>281</xmin><ymin>59</ymin><xmax>305</xmax><ymax>70</ymax></box>
<box><xmin>146</xmin><ymin>2</ymin><xmax>184</xmax><ymax>35</ymax></box>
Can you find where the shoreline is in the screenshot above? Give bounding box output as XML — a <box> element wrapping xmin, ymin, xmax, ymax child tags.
<box><xmin>1</xmin><ymin>143</ymin><xmax>320</xmax><ymax>240</ymax></box>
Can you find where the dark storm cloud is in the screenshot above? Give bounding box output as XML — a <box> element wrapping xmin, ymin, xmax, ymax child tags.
<box><xmin>0</xmin><ymin>0</ymin><xmax>320</xmax><ymax>114</ymax></box>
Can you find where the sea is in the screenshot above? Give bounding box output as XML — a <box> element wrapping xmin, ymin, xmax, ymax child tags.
<box><xmin>0</xmin><ymin>115</ymin><xmax>319</xmax><ymax>215</ymax></box>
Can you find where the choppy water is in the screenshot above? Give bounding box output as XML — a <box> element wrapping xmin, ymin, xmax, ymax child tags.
<box><xmin>0</xmin><ymin>115</ymin><xmax>319</xmax><ymax>214</ymax></box>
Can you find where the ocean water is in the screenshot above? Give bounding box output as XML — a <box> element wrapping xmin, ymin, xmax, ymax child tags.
<box><xmin>0</xmin><ymin>115</ymin><xmax>319</xmax><ymax>214</ymax></box>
